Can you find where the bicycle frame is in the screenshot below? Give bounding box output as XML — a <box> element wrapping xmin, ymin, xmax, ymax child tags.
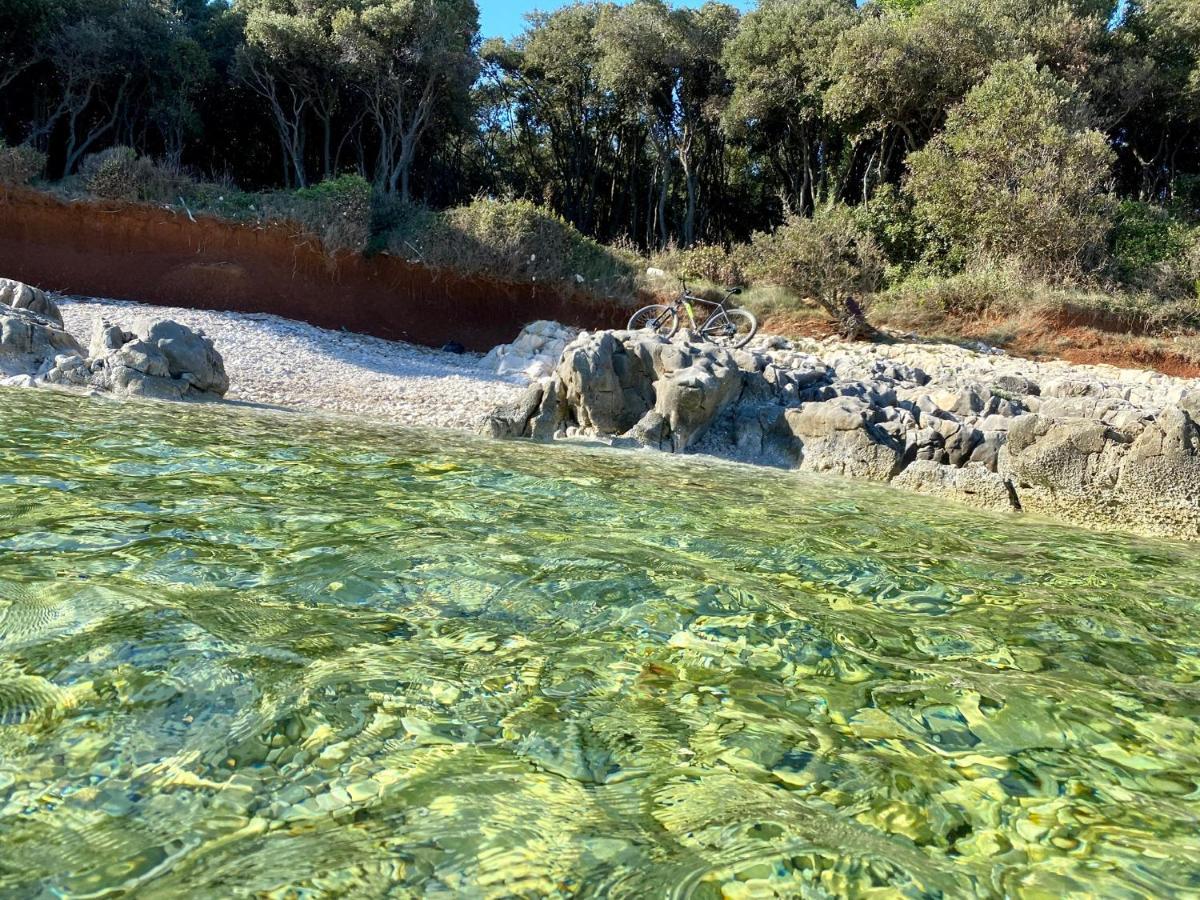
<box><xmin>676</xmin><ymin>282</ymin><xmax>737</xmax><ymax>330</ymax></box>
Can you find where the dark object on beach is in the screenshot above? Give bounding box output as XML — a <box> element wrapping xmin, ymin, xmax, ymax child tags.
<box><xmin>441</xmin><ymin>341</ymin><xmax>466</xmax><ymax>354</ymax></box>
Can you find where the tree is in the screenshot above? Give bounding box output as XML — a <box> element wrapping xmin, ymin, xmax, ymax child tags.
<box><xmin>824</xmin><ymin>0</ymin><xmax>1001</xmax><ymax>194</ymax></box>
<box><xmin>0</xmin><ymin>0</ymin><xmax>60</xmax><ymax>94</ymax></box>
<box><xmin>334</xmin><ymin>0</ymin><xmax>479</xmax><ymax>200</ymax></box>
<box><xmin>482</xmin><ymin>3</ymin><xmax>618</xmax><ymax>234</ymax></box>
<box><xmin>237</xmin><ymin>0</ymin><xmax>349</xmax><ymax>188</ymax></box>
<box><xmin>1113</xmin><ymin>0</ymin><xmax>1200</xmax><ymax>200</ymax></box>
<box><xmin>596</xmin><ymin>0</ymin><xmax>737</xmax><ymax>247</ymax></box>
<box><xmin>906</xmin><ymin>58</ymin><xmax>1116</xmax><ymax>277</ymax></box>
<box><xmin>744</xmin><ymin>207</ymin><xmax>885</xmax><ymax>338</ymax></box>
<box><xmin>722</xmin><ymin>0</ymin><xmax>857</xmax><ymax>213</ymax></box>
<box><xmin>29</xmin><ymin>4</ymin><xmax>133</xmax><ymax>175</ymax></box>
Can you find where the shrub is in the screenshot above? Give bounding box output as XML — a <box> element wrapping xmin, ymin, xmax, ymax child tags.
<box><xmin>1112</xmin><ymin>201</ymin><xmax>1200</xmax><ymax>298</ymax></box>
<box><xmin>907</xmin><ymin>58</ymin><xmax>1116</xmax><ymax>279</ymax></box>
<box><xmin>651</xmin><ymin>243</ymin><xmax>744</xmax><ymax>286</ymax></box>
<box><xmin>742</xmin><ymin>206</ymin><xmax>885</xmax><ymax>337</ymax></box>
<box><xmin>265</xmin><ymin>174</ymin><xmax>373</xmax><ymax>253</ymax></box>
<box><xmin>852</xmin><ymin>184</ymin><xmax>957</xmax><ymax>283</ymax></box>
<box><xmin>385</xmin><ymin>197</ymin><xmax>638</xmax><ymax>295</ymax></box>
<box><xmin>81</xmin><ymin>146</ymin><xmax>185</xmax><ymax>202</ymax></box>
<box><xmin>0</xmin><ymin>142</ymin><xmax>47</xmax><ymax>187</ymax></box>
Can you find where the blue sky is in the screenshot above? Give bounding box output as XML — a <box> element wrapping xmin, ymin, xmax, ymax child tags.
<box><xmin>479</xmin><ymin>0</ymin><xmax>755</xmax><ymax>39</ymax></box>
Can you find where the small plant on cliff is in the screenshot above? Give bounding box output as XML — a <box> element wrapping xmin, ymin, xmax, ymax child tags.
<box><xmin>743</xmin><ymin>207</ymin><xmax>885</xmax><ymax>338</ymax></box>
<box><xmin>0</xmin><ymin>142</ymin><xmax>47</xmax><ymax>187</ymax></box>
<box><xmin>385</xmin><ymin>197</ymin><xmax>638</xmax><ymax>296</ymax></box>
<box><xmin>267</xmin><ymin>175</ymin><xmax>373</xmax><ymax>253</ymax></box>
<box><xmin>81</xmin><ymin>146</ymin><xmax>185</xmax><ymax>202</ymax></box>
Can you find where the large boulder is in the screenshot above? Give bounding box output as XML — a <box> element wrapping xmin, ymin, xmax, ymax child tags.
<box><xmin>784</xmin><ymin>398</ymin><xmax>904</xmax><ymax>481</ymax></box>
<box><xmin>45</xmin><ymin>318</ymin><xmax>229</xmax><ymax>400</ymax></box>
<box><xmin>0</xmin><ymin>278</ymin><xmax>64</xmax><ymax>329</ymax></box>
<box><xmin>480</xmin><ymin>320</ymin><xmax>580</xmax><ymax>380</ymax></box>
<box><xmin>493</xmin><ymin>330</ymin><xmax>744</xmax><ymax>453</ymax></box>
<box><xmin>1000</xmin><ymin>409</ymin><xmax>1200</xmax><ymax>538</ymax></box>
<box><xmin>1</xmin><ymin>283</ymin><xmax>82</xmax><ymax>382</ymax></box>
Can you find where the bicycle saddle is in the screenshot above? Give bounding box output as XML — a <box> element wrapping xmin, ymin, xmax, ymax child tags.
<box><xmin>726</xmin><ymin>286</ymin><xmax>743</xmax><ymax>295</ymax></box>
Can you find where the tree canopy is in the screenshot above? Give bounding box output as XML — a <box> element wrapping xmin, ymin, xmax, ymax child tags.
<box><xmin>0</xmin><ymin>0</ymin><xmax>1197</xmax><ymax>263</ymax></box>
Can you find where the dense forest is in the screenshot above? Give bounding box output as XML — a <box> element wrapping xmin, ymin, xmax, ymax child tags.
<box><xmin>1</xmin><ymin>0</ymin><xmax>1199</xmax><ymax>337</ymax></box>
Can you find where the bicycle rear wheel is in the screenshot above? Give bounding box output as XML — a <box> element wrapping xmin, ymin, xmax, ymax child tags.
<box><xmin>627</xmin><ymin>304</ymin><xmax>680</xmax><ymax>339</ymax></box>
<box><xmin>701</xmin><ymin>308</ymin><xmax>757</xmax><ymax>349</ymax></box>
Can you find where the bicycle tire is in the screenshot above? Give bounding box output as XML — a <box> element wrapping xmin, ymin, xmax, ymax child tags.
<box><xmin>700</xmin><ymin>307</ymin><xmax>757</xmax><ymax>349</ymax></box>
<box><xmin>628</xmin><ymin>304</ymin><xmax>680</xmax><ymax>339</ymax></box>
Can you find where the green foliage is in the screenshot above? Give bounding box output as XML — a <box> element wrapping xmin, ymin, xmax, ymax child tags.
<box><xmin>384</xmin><ymin>197</ymin><xmax>638</xmax><ymax>296</ymax></box>
<box><xmin>742</xmin><ymin>207</ymin><xmax>885</xmax><ymax>321</ymax></box>
<box><xmin>874</xmin><ymin>263</ymin><xmax>1200</xmax><ymax>334</ymax></box>
<box><xmin>80</xmin><ymin>147</ymin><xmax>185</xmax><ymax>202</ymax></box>
<box><xmin>651</xmin><ymin>243</ymin><xmax>744</xmax><ymax>286</ymax></box>
<box><xmin>1112</xmin><ymin>201</ymin><xmax>1192</xmax><ymax>274</ymax></box>
<box><xmin>0</xmin><ymin>141</ymin><xmax>46</xmax><ymax>186</ymax></box>
<box><xmin>852</xmin><ymin>184</ymin><xmax>958</xmax><ymax>283</ymax></box>
<box><xmin>266</xmin><ymin>174</ymin><xmax>373</xmax><ymax>253</ymax></box>
<box><xmin>907</xmin><ymin>58</ymin><xmax>1116</xmax><ymax>277</ymax></box>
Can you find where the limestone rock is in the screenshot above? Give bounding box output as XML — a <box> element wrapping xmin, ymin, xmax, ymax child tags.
<box><xmin>784</xmin><ymin>398</ymin><xmax>904</xmax><ymax>481</ymax></box>
<box><xmin>480</xmin><ymin>320</ymin><xmax>580</xmax><ymax>381</ymax></box>
<box><xmin>892</xmin><ymin>461</ymin><xmax>1019</xmax><ymax>512</ymax></box>
<box><xmin>482</xmin><ymin>323</ymin><xmax>1200</xmax><ymax>541</ymax></box>
<box><xmin>0</xmin><ymin>278</ymin><xmax>64</xmax><ymax>328</ymax></box>
<box><xmin>1</xmin><ymin>283</ymin><xmax>83</xmax><ymax>379</ymax></box>
<box><xmin>44</xmin><ymin>317</ymin><xmax>229</xmax><ymax>400</ymax></box>
<box><xmin>483</xmin><ymin>382</ymin><xmax>544</xmax><ymax>439</ymax></box>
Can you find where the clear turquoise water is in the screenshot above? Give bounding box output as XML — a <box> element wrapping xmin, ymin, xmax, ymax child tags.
<box><xmin>1</xmin><ymin>388</ymin><xmax>1199</xmax><ymax>898</ymax></box>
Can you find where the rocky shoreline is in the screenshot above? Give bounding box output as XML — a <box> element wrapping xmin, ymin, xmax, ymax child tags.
<box><xmin>486</xmin><ymin>327</ymin><xmax>1200</xmax><ymax>542</ymax></box>
<box><xmin>6</xmin><ymin>274</ymin><xmax>1199</xmax><ymax>542</ymax></box>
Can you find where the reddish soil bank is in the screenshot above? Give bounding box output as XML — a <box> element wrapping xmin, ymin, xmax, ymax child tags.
<box><xmin>0</xmin><ymin>188</ymin><xmax>628</xmax><ymax>351</ymax></box>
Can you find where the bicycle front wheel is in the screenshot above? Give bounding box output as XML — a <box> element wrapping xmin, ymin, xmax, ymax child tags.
<box><xmin>627</xmin><ymin>304</ymin><xmax>680</xmax><ymax>339</ymax></box>
<box><xmin>701</xmin><ymin>308</ymin><xmax>757</xmax><ymax>349</ymax></box>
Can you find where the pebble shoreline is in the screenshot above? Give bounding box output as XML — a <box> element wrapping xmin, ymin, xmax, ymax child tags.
<box><xmin>58</xmin><ymin>297</ymin><xmax>529</xmax><ymax>429</ymax></box>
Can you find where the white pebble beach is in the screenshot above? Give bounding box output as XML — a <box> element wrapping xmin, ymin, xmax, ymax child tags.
<box><xmin>57</xmin><ymin>296</ymin><xmax>529</xmax><ymax>429</ymax></box>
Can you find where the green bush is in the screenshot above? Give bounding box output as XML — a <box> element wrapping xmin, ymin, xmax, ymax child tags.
<box><xmin>742</xmin><ymin>206</ymin><xmax>885</xmax><ymax>336</ymax></box>
<box><xmin>1172</xmin><ymin>175</ymin><xmax>1200</xmax><ymax>222</ymax></box>
<box><xmin>264</xmin><ymin>174</ymin><xmax>373</xmax><ymax>253</ymax></box>
<box><xmin>651</xmin><ymin>243</ymin><xmax>744</xmax><ymax>286</ymax></box>
<box><xmin>1112</xmin><ymin>201</ymin><xmax>1200</xmax><ymax>298</ymax></box>
<box><xmin>81</xmin><ymin>146</ymin><xmax>185</xmax><ymax>202</ymax></box>
<box><xmin>907</xmin><ymin>58</ymin><xmax>1116</xmax><ymax>278</ymax></box>
<box><xmin>852</xmin><ymin>185</ymin><xmax>957</xmax><ymax>284</ymax></box>
<box><xmin>385</xmin><ymin>197</ymin><xmax>638</xmax><ymax>295</ymax></box>
<box><xmin>0</xmin><ymin>142</ymin><xmax>47</xmax><ymax>187</ymax></box>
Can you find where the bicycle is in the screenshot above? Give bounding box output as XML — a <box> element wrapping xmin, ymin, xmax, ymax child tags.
<box><xmin>627</xmin><ymin>281</ymin><xmax>758</xmax><ymax>349</ymax></box>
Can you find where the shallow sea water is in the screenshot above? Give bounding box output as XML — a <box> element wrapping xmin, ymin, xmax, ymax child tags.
<box><xmin>1</xmin><ymin>387</ymin><xmax>1199</xmax><ymax>898</ymax></box>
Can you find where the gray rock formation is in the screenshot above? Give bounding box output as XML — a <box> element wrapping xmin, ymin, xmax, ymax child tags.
<box><xmin>45</xmin><ymin>317</ymin><xmax>229</xmax><ymax>400</ymax></box>
<box><xmin>489</xmin><ymin>330</ymin><xmax>748</xmax><ymax>453</ymax></box>
<box><xmin>999</xmin><ymin>409</ymin><xmax>1200</xmax><ymax>538</ymax></box>
<box><xmin>0</xmin><ymin>278</ymin><xmax>65</xmax><ymax>329</ymax></box>
<box><xmin>1</xmin><ymin>284</ymin><xmax>83</xmax><ymax>383</ymax></box>
<box><xmin>0</xmin><ymin>278</ymin><xmax>228</xmax><ymax>401</ymax></box>
<box><xmin>485</xmin><ymin>326</ymin><xmax>1200</xmax><ymax>541</ymax></box>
